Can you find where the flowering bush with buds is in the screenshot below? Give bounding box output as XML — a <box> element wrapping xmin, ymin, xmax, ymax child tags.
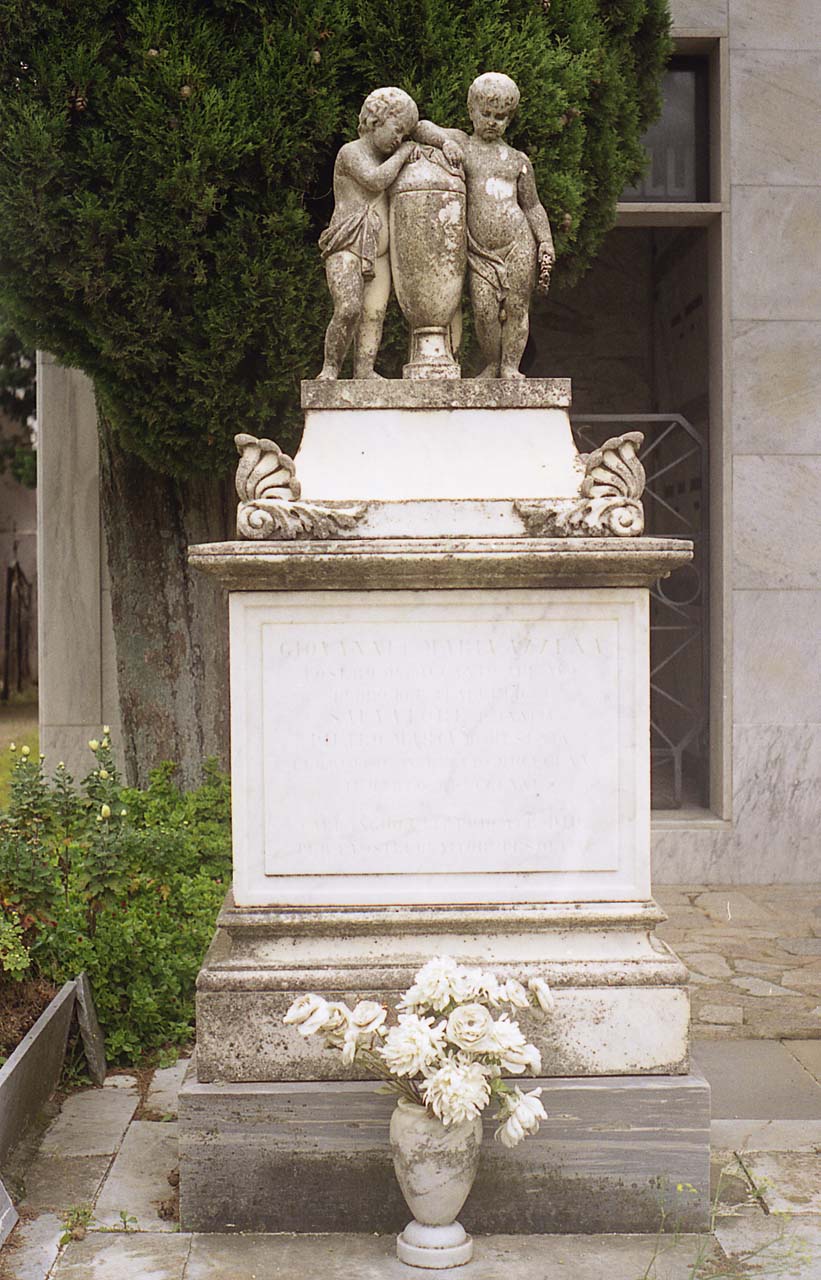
<box><xmin>0</xmin><ymin>733</ymin><xmax>231</xmax><ymax>1061</ymax></box>
<box><xmin>284</xmin><ymin>956</ymin><xmax>555</xmax><ymax>1146</ymax></box>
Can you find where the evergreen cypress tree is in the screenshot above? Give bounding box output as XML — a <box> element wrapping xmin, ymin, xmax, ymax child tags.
<box><xmin>0</xmin><ymin>0</ymin><xmax>671</xmax><ymax>781</ymax></box>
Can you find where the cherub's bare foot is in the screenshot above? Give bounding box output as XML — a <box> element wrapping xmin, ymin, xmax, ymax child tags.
<box><xmin>500</xmin><ymin>366</ymin><xmax>526</xmax><ymax>380</ymax></box>
<box><xmin>475</xmin><ymin>363</ymin><xmax>499</xmax><ymax>379</ymax></box>
<box><xmin>317</xmin><ymin>364</ymin><xmax>339</xmax><ymax>381</ymax></box>
<box><xmin>354</xmin><ymin>368</ymin><xmax>386</xmax><ymax>380</ymax></box>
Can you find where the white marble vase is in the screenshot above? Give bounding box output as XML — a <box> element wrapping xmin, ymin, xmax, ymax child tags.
<box><xmin>389</xmin><ymin>1098</ymin><xmax>483</xmax><ymax>1269</ymax></box>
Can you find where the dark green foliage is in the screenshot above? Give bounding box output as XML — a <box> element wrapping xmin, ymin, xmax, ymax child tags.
<box><xmin>0</xmin><ymin>0</ymin><xmax>670</xmax><ymax>474</ymax></box>
<box><xmin>0</xmin><ymin>314</ymin><xmax>36</xmax><ymax>486</ymax></box>
<box><xmin>0</xmin><ymin>739</ymin><xmax>231</xmax><ymax>1061</ymax></box>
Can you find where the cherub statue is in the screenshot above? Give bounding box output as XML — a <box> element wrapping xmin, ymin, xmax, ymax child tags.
<box><xmin>317</xmin><ymin>87</ymin><xmax>419</xmax><ymax>380</ymax></box>
<box><xmin>416</xmin><ymin>73</ymin><xmax>555</xmax><ymax>379</ymax></box>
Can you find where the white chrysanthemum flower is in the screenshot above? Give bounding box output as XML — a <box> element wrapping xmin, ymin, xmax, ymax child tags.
<box><xmin>453</xmin><ymin>967</ymin><xmax>502</xmax><ymax>1006</ymax></box>
<box><xmin>338</xmin><ymin>1000</ymin><xmax>388</xmax><ymax>1065</ymax></box>
<box><xmin>528</xmin><ymin>977</ymin><xmax>555</xmax><ymax>1012</ymax></box>
<box><xmin>446</xmin><ymin>1003</ymin><xmax>497</xmax><ymax>1054</ymax></box>
<box><xmin>283</xmin><ymin>993</ymin><xmax>330</xmax><ymax>1037</ymax></box>
<box><xmin>495</xmin><ymin>1087</ymin><xmax>547</xmax><ymax>1148</ymax></box>
<box><xmin>380</xmin><ymin>1014</ymin><xmax>446</xmax><ymax>1077</ymax></box>
<box><xmin>502</xmin><ymin>978</ymin><xmax>530</xmax><ymax>1009</ymax></box>
<box><xmin>399</xmin><ymin>956</ymin><xmax>461</xmax><ymax>1012</ymax></box>
<box><xmin>422</xmin><ymin>1058</ymin><xmax>491</xmax><ymax>1126</ymax></box>
<box><xmin>491</xmin><ymin>1015</ymin><xmax>542</xmax><ymax>1074</ymax></box>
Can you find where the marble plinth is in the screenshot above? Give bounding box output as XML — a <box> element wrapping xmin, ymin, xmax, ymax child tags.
<box><xmin>195</xmin><ymin>898</ymin><xmax>690</xmax><ymax>1082</ymax></box>
<box><xmin>297</xmin><ymin>379</ymin><xmax>580</xmax><ymax>501</ymax></box>
<box><xmin>178</xmin><ymin>1071</ymin><xmax>711</xmax><ymax>1234</ymax></box>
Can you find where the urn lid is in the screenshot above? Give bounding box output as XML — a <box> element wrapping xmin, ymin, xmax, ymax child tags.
<box><xmin>392</xmin><ymin>146</ymin><xmax>466</xmax><ymax>196</ymax></box>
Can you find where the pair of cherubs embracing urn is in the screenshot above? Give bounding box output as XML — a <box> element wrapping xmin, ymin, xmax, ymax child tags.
<box><xmin>319</xmin><ymin>72</ymin><xmax>554</xmax><ymax>382</ymax></box>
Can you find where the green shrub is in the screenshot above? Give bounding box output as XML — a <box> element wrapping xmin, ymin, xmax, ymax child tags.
<box><xmin>0</xmin><ymin>736</ymin><xmax>231</xmax><ymax>1062</ymax></box>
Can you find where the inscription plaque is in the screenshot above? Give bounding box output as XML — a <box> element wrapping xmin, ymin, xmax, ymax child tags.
<box><xmin>231</xmin><ymin>589</ymin><xmax>649</xmax><ymax>905</ymax></box>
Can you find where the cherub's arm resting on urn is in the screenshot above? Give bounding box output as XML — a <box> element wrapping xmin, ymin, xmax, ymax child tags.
<box><xmin>414</xmin><ymin>119</ymin><xmax>467</xmax><ymax>165</ymax></box>
<box><xmin>518</xmin><ymin>157</ymin><xmax>555</xmax><ymax>266</ymax></box>
<box><xmin>341</xmin><ymin>139</ymin><xmax>416</xmax><ymax>193</ymax></box>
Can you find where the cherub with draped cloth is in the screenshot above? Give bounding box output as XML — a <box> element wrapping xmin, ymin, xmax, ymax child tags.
<box><xmin>317</xmin><ymin>87</ymin><xmax>419</xmax><ymax>380</ymax></box>
<box><xmin>415</xmin><ymin>73</ymin><xmax>555</xmax><ymax>379</ymax></box>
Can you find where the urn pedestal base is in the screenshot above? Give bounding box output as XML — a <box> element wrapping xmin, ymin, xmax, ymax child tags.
<box><xmin>397</xmin><ymin>1221</ymin><xmax>474</xmax><ymax>1269</ymax></box>
<box><xmin>178</xmin><ymin>1070</ymin><xmax>711</xmax><ymax>1234</ymax></box>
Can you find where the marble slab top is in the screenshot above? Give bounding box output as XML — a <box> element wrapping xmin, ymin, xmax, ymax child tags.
<box><xmin>189</xmin><ymin>536</ymin><xmax>694</xmax><ymax>591</ymax></box>
<box><xmin>301</xmin><ymin>377</ymin><xmax>572</xmax><ymax>411</ymax></box>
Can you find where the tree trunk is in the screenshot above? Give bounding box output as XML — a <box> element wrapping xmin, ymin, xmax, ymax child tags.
<box><xmin>98</xmin><ymin>417</ymin><xmax>234</xmax><ymax>788</ymax></box>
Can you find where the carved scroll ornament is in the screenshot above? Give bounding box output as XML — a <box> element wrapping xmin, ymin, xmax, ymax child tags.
<box><xmin>234</xmin><ymin>433</ymin><xmax>364</xmax><ymax>541</ymax></box>
<box><xmin>515</xmin><ymin>431</ymin><xmax>646</xmax><ymax>538</ymax></box>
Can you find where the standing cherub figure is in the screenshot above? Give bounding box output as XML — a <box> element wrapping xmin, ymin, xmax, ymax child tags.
<box><xmin>416</xmin><ymin>72</ymin><xmax>555</xmax><ymax>379</ymax></box>
<box><xmin>317</xmin><ymin>87</ymin><xmax>419</xmax><ymax>380</ymax></box>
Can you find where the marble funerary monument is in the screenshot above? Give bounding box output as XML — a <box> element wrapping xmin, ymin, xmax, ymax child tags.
<box><xmin>180</xmin><ymin>76</ymin><xmax>709</xmax><ymax>1235</ymax></box>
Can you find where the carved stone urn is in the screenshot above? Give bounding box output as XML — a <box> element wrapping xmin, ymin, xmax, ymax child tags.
<box><xmin>390</xmin><ymin>1098</ymin><xmax>482</xmax><ymax>1269</ymax></box>
<box><xmin>389</xmin><ymin>147</ymin><xmax>467</xmax><ymax>380</ymax></box>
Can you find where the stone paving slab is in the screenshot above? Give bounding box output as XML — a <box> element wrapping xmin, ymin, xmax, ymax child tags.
<box><xmin>715</xmin><ymin>1214</ymin><xmax>821</xmax><ymax>1279</ymax></box>
<box><xmin>93</xmin><ymin>1123</ymin><xmax>178</xmax><ymax>1232</ymax></box>
<box><xmin>39</xmin><ymin>1087</ymin><xmax>138</xmax><ymax>1159</ymax></box>
<box><xmin>788</xmin><ymin>1041</ymin><xmax>821</xmax><ymax>1083</ymax></box>
<box><xmin>181</xmin><ymin>1231</ymin><xmax>719</xmax><ymax>1280</ymax></box>
<box><xmin>692</xmin><ymin>1041</ymin><xmax>821</xmax><ymax>1118</ymax></box>
<box><xmin>18</xmin><ymin>1155</ymin><xmax>110</xmax><ymax>1213</ymax></box>
<box><xmin>712</xmin><ymin>1119</ymin><xmax>821</xmax><ymax>1153</ymax></box>
<box><xmin>50</xmin><ymin>1232</ymin><xmax>191</xmax><ymax>1279</ymax></box>
<box><xmin>742</xmin><ymin>1152</ymin><xmax>821</xmax><ymax>1215</ymax></box>
<box><xmin>0</xmin><ymin>1211</ymin><xmax>62</xmax><ymax>1280</ymax></box>
<box><xmin>145</xmin><ymin>1060</ymin><xmax>189</xmax><ymax>1118</ymax></box>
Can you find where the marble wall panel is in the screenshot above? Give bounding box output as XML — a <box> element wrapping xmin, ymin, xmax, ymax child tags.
<box><xmin>730</xmin><ymin>0</ymin><xmax>821</xmax><ymax>49</ymax></box>
<box><xmin>670</xmin><ymin>0</ymin><xmax>727</xmax><ymax>30</ymax></box>
<box><xmin>733</xmin><ymin>456</ymin><xmax>821</xmax><ymax>589</ymax></box>
<box><xmin>733</xmin><ymin>590</ymin><xmax>821</xmax><ymax>725</ymax></box>
<box><xmin>732</xmin><ymin>321</ymin><xmax>821</xmax><ymax>454</ymax></box>
<box><xmin>654</xmin><ymin>724</ymin><xmax>821</xmax><ymax>884</ymax></box>
<box><xmin>731</xmin><ymin>188</ymin><xmax>821</xmax><ymax>321</ymax></box>
<box><xmin>730</xmin><ymin>51</ymin><xmax>821</xmax><ymax>186</ymax></box>
<box><xmin>729</xmin><ymin>725</ymin><xmax>821</xmax><ymax>882</ymax></box>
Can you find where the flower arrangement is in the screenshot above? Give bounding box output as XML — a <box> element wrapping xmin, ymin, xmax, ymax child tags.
<box><xmin>283</xmin><ymin>956</ymin><xmax>555</xmax><ymax>1147</ymax></box>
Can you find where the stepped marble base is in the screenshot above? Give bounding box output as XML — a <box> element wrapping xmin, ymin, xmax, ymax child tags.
<box><xmin>178</xmin><ymin>1070</ymin><xmax>711</xmax><ymax>1234</ymax></box>
<box><xmin>195</xmin><ymin>897</ymin><xmax>690</xmax><ymax>1082</ymax></box>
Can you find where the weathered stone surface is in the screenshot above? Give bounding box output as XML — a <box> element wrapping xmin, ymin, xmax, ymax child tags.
<box><xmin>687</xmin><ymin>954</ymin><xmax>733</xmax><ymax>979</ymax></box>
<box><xmin>183</xmin><ymin>1231</ymin><xmax>717</xmax><ymax>1280</ymax></box>
<box><xmin>302</xmin><ymin>377</ymin><xmax>571</xmax><ymax>410</ymax></box>
<box><xmin>40</xmin><ymin>1084</ymin><xmax>137</xmax><ymax>1159</ymax></box>
<box><xmin>20</xmin><ymin>1155</ymin><xmax>110</xmax><ymax>1211</ymax></box>
<box><xmin>75</xmin><ymin>972</ymin><xmax>107</xmax><ymax>1087</ymax></box>
<box><xmin>787</xmin><ymin>1041</ymin><xmax>821</xmax><ymax>1083</ymax></box>
<box><xmin>51</xmin><ymin>1232</ymin><xmax>191</xmax><ymax>1280</ymax></box>
<box><xmin>714</xmin><ymin>1216</ymin><xmax>821</xmax><ymax>1280</ymax></box>
<box><xmin>711</xmin><ymin>1119</ymin><xmax>821</xmax><ymax>1154</ymax></box>
<box><xmin>1</xmin><ymin>1210</ymin><xmax>62</xmax><ymax>1280</ymax></box>
<box><xmin>742</xmin><ymin>1152</ymin><xmax>821</xmax><ymax>1215</ymax></box>
<box><xmin>145</xmin><ymin>1059</ymin><xmax>190</xmax><ymax>1118</ymax></box>
<box><xmin>696</xmin><ymin>1004</ymin><xmax>743</xmax><ymax>1025</ymax></box>
<box><xmin>195</xmin><ymin>899</ymin><xmax>689</xmax><ymax>1082</ymax></box>
<box><xmin>0</xmin><ymin>981</ymin><xmax>75</xmax><ymax>1164</ymax></box>
<box><xmin>692</xmin><ymin>1041</ymin><xmax>821</xmax><ymax>1119</ymax></box>
<box><xmin>189</xmin><ymin>537</ymin><xmax>693</xmax><ymax>592</ymax></box>
<box><xmin>179</xmin><ymin>1073</ymin><xmax>710</xmax><ymax>1235</ymax></box>
<box><xmin>0</xmin><ymin>1175</ymin><xmax>17</xmax><ymax>1248</ymax></box>
<box><xmin>94</xmin><ymin>1122</ymin><xmax>179</xmax><ymax>1232</ymax></box>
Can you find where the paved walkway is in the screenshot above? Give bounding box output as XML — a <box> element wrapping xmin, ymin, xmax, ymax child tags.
<box><xmin>655</xmin><ymin>886</ymin><xmax>821</xmax><ymax>1039</ymax></box>
<box><xmin>0</xmin><ymin>884</ymin><xmax>819</xmax><ymax>1279</ymax></box>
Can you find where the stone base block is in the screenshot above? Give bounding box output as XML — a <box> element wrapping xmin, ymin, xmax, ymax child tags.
<box><xmin>195</xmin><ymin>899</ymin><xmax>691</xmax><ymax>1082</ymax></box>
<box><xmin>179</xmin><ymin>1069</ymin><xmax>710</xmax><ymax>1235</ymax></box>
